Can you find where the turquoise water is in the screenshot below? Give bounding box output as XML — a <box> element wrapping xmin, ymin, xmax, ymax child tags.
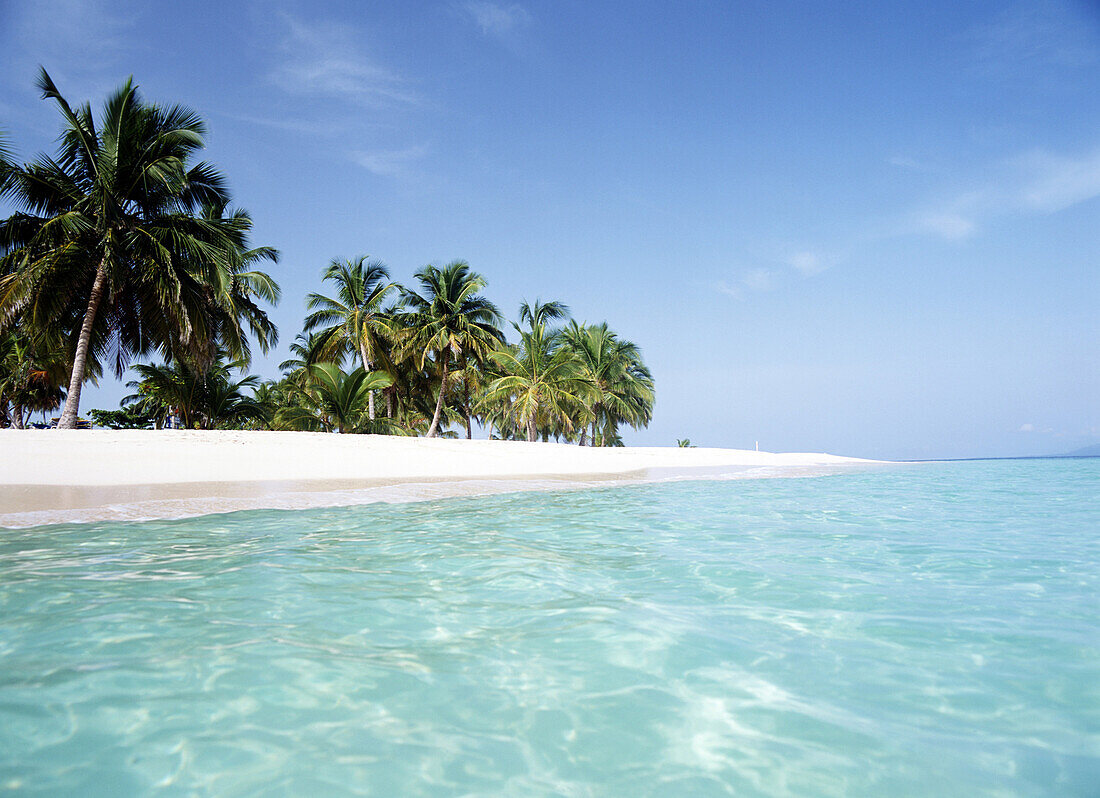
<box><xmin>1</xmin><ymin>460</ymin><xmax>1097</xmax><ymax>796</ymax></box>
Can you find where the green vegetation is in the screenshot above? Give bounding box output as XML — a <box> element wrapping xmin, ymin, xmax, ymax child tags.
<box><xmin>1</xmin><ymin>72</ymin><xmax>654</xmax><ymax>442</ymax></box>
<box><xmin>0</xmin><ymin>70</ymin><xmax>278</xmax><ymax>428</ymax></box>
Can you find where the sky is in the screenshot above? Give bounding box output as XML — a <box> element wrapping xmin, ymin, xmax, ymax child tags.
<box><xmin>1</xmin><ymin>0</ymin><xmax>1097</xmax><ymax>459</ymax></box>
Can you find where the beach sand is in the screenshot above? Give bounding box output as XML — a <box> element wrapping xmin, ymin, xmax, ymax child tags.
<box><xmin>0</xmin><ymin>430</ymin><xmax>877</xmax><ymax>527</ymax></box>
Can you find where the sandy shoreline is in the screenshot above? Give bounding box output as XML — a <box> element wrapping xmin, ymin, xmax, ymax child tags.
<box><xmin>0</xmin><ymin>430</ymin><xmax>879</xmax><ymax>527</ymax></box>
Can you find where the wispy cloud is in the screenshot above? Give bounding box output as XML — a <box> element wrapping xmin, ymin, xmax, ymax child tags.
<box><xmin>217</xmin><ymin>111</ymin><xmax>341</xmax><ymax>137</ymax></box>
<box><xmin>970</xmin><ymin>0</ymin><xmax>1098</xmax><ymax>76</ymax></box>
<box><xmin>2</xmin><ymin>0</ymin><xmax>139</xmax><ymax>107</ymax></box>
<box><xmin>787</xmin><ymin>251</ymin><xmax>831</xmax><ymax>276</ymax></box>
<box><xmin>269</xmin><ymin>13</ymin><xmax>418</xmax><ymax>107</ymax></box>
<box><xmin>914</xmin><ymin>212</ymin><xmax>976</xmax><ymax>241</ymax></box>
<box><xmin>719</xmin><ymin>137</ymin><xmax>1100</xmax><ymax>303</ymax></box>
<box><xmin>460</xmin><ymin>2</ymin><xmax>532</xmax><ymax>42</ymax></box>
<box><xmin>353</xmin><ymin>145</ymin><xmax>429</xmax><ymax>176</ymax></box>
<box><xmin>741</xmin><ymin>267</ymin><xmax>776</xmax><ymax>292</ymax></box>
<box><xmin>910</xmin><ymin>146</ymin><xmax>1100</xmax><ymax>241</ymax></box>
<box><xmin>716</xmin><ymin>267</ymin><xmax>780</xmax><ymax>300</ymax></box>
<box><xmin>888</xmin><ymin>155</ymin><xmax>934</xmax><ymax>172</ymax></box>
<box><xmin>716</xmin><ymin>248</ymin><xmax>839</xmax><ymax>301</ymax></box>
<box><xmin>1013</xmin><ymin>148</ymin><xmax>1100</xmax><ymax>213</ymax></box>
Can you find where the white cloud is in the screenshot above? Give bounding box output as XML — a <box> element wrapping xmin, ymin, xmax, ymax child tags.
<box><xmin>353</xmin><ymin>145</ymin><xmax>428</xmax><ymax>176</ymax></box>
<box><xmin>461</xmin><ymin>2</ymin><xmax>532</xmax><ymax>40</ymax></box>
<box><xmin>1019</xmin><ymin>423</ymin><xmax>1060</xmax><ymax>434</ymax></box>
<box><xmin>715</xmin><ymin>282</ymin><xmax>744</xmax><ymax>300</ymax></box>
<box><xmin>1014</xmin><ymin>148</ymin><xmax>1100</xmax><ymax>213</ymax></box>
<box><xmin>916</xmin><ymin>212</ymin><xmax>976</xmax><ymax>241</ymax></box>
<box><xmin>716</xmin><ymin>268</ymin><xmax>779</xmax><ymax>300</ymax></box>
<box><xmin>270</xmin><ymin>13</ymin><xmax>417</xmax><ymax>107</ymax></box>
<box><xmin>787</xmin><ymin>251</ymin><xmax>830</xmax><ymax>276</ymax></box>
<box><xmin>742</xmin><ymin>268</ymin><xmax>775</xmax><ymax>292</ymax></box>
<box><xmin>909</xmin><ymin>145</ymin><xmax>1100</xmax><ymax>242</ymax></box>
<box><xmin>739</xmin><ymin>137</ymin><xmax>1100</xmax><ymax>302</ymax></box>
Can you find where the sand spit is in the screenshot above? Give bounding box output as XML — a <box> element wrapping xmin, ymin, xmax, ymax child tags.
<box><xmin>0</xmin><ymin>430</ymin><xmax>879</xmax><ymax>527</ymax></box>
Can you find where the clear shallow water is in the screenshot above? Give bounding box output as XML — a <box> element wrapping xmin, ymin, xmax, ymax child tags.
<box><xmin>0</xmin><ymin>460</ymin><xmax>1097</xmax><ymax>796</ymax></box>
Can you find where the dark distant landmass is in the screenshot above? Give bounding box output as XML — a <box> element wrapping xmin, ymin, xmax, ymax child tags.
<box><xmin>1061</xmin><ymin>444</ymin><xmax>1100</xmax><ymax>458</ymax></box>
<box><xmin>903</xmin><ymin>444</ymin><xmax>1100</xmax><ymax>463</ymax></box>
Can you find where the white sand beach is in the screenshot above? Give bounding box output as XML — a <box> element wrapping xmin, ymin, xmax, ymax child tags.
<box><xmin>0</xmin><ymin>430</ymin><xmax>876</xmax><ymax>527</ymax></box>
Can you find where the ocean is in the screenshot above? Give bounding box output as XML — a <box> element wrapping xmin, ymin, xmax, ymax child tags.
<box><xmin>0</xmin><ymin>458</ymin><xmax>1097</xmax><ymax>796</ymax></box>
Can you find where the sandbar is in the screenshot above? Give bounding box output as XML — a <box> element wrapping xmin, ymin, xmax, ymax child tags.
<box><xmin>0</xmin><ymin>430</ymin><xmax>879</xmax><ymax>527</ymax></box>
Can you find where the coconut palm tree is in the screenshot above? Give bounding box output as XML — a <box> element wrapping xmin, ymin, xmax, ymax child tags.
<box><xmin>481</xmin><ymin>323</ymin><xmax>593</xmax><ymax>442</ymax></box>
<box><xmin>0</xmin><ymin>70</ymin><xmax>276</xmax><ymax>428</ymax></box>
<box><xmin>0</xmin><ymin>130</ymin><xmax>13</xmax><ymax>198</ymax></box>
<box><xmin>562</xmin><ymin>321</ymin><xmax>654</xmax><ymax>445</ymax></box>
<box><xmin>399</xmin><ymin>261</ymin><xmax>503</xmax><ymax>437</ymax></box>
<box><xmin>303</xmin><ymin>257</ymin><xmax>395</xmax><ymax>420</ymax></box>
<box><xmin>198</xmin><ymin>203</ymin><xmax>281</xmax><ymax>367</ymax></box>
<box><xmin>518</xmin><ymin>298</ymin><xmax>570</xmax><ymax>331</ymax></box>
<box><xmin>278</xmin><ymin>332</ymin><xmax>323</xmax><ymax>387</ymax></box>
<box><xmin>0</xmin><ymin>325</ymin><xmax>71</xmax><ymax>427</ymax></box>
<box><xmin>126</xmin><ymin>354</ymin><xmax>265</xmax><ymax>430</ymax></box>
<box><xmin>274</xmin><ymin>363</ymin><xmax>394</xmax><ymax>434</ymax></box>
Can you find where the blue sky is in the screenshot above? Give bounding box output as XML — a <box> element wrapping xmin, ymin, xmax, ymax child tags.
<box><xmin>1</xmin><ymin>0</ymin><xmax>1097</xmax><ymax>459</ymax></box>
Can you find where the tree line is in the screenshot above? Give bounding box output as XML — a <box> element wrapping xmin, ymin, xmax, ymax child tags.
<box><xmin>0</xmin><ymin>71</ymin><xmax>653</xmax><ymax>443</ymax></box>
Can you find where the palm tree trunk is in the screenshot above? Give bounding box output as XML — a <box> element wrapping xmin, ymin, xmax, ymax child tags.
<box><xmin>385</xmin><ymin>388</ymin><xmax>394</xmax><ymax>418</ymax></box>
<box><xmin>58</xmin><ymin>257</ymin><xmax>109</xmax><ymax>429</ymax></box>
<box><xmin>463</xmin><ymin>385</ymin><xmax>472</xmax><ymax>439</ymax></box>
<box><xmin>12</xmin><ymin>404</ymin><xmax>25</xmax><ymax>429</ymax></box>
<box><xmin>579</xmin><ymin>429</ymin><xmax>587</xmax><ymax>446</ymax></box>
<box><xmin>527</xmin><ymin>413</ymin><xmax>537</xmax><ymax>442</ymax></box>
<box><xmin>360</xmin><ymin>345</ymin><xmax>375</xmax><ymax>420</ymax></box>
<box><xmin>426</xmin><ymin>352</ymin><xmax>448</xmax><ymax>438</ymax></box>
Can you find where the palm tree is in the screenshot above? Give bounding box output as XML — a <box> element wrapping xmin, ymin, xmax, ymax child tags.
<box><xmin>518</xmin><ymin>298</ymin><xmax>570</xmax><ymax>331</ymax></box>
<box><xmin>481</xmin><ymin>323</ymin><xmax>593</xmax><ymax>442</ymax></box>
<box><xmin>0</xmin><ymin>130</ymin><xmax>14</xmax><ymax>198</ymax></box>
<box><xmin>198</xmin><ymin>203</ymin><xmax>281</xmax><ymax>367</ymax></box>
<box><xmin>278</xmin><ymin>332</ymin><xmax>322</xmax><ymax>387</ymax></box>
<box><xmin>275</xmin><ymin>363</ymin><xmax>394</xmax><ymax>434</ymax></box>
<box><xmin>0</xmin><ymin>70</ymin><xmax>276</xmax><ymax>428</ymax></box>
<box><xmin>0</xmin><ymin>325</ymin><xmax>71</xmax><ymax>427</ymax></box>
<box><xmin>399</xmin><ymin>261</ymin><xmax>503</xmax><ymax>437</ymax></box>
<box><xmin>126</xmin><ymin>354</ymin><xmax>265</xmax><ymax>430</ymax></box>
<box><xmin>563</xmin><ymin>321</ymin><xmax>654</xmax><ymax>445</ymax></box>
<box><xmin>303</xmin><ymin>257</ymin><xmax>395</xmax><ymax>420</ymax></box>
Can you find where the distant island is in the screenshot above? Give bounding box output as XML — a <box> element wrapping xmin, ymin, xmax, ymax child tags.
<box><xmin>1060</xmin><ymin>444</ymin><xmax>1100</xmax><ymax>458</ymax></box>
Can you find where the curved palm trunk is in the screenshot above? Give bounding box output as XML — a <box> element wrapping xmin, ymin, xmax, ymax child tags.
<box><xmin>58</xmin><ymin>257</ymin><xmax>109</xmax><ymax>429</ymax></box>
<box><xmin>426</xmin><ymin>352</ymin><xmax>448</xmax><ymax>438</ymax></box>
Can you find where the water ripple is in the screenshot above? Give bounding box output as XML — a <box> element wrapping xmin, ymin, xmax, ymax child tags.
<box><xmin>0</xmin><ymin>459</ymin><xmax>1098</xmax><ymax>795</ymax></box>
